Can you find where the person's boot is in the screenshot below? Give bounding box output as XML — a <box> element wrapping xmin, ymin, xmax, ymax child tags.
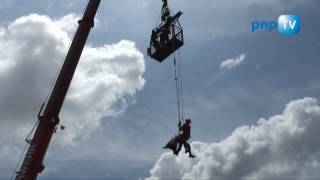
<box><xmin>189</xmin><ymin>153</ymin><xmax>196</xmax><ymax>158</ymax></box>
<box><xmin>174</xmin><ymin>150</ymin><xmax>179</xmax><ymax>156</ymax></box>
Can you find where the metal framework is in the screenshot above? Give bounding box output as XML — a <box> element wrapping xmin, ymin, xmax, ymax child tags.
<box><xmin>147</xmin><ymin>8</ymin><xmax>184</xmax><ymax>62</ymax></box>
<box><xmin>15</xmin><ymin>0</ymin><xmax>101</xmax><ymax>179</ymax></box>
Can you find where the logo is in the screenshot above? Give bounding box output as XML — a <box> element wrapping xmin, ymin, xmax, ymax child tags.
<box><xmin>251</xmin><ymin>15</ymin><xmax>300</xmax><ymax>35</ymax></box>
<box><xmin>278</xmin><ymin>15</ymin><xmax>300</xmax><ymax>35</ymax></box>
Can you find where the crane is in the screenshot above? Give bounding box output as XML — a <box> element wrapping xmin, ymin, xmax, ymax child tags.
<box><xmin>14</xmin><ymin>0</ymin><xmax>101</xmax><ymax>179</ymax></box>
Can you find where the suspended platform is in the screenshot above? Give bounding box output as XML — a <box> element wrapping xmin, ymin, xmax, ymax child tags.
<box><xmin>147</xmin><ymin>11</ymin><xmax>184</xmax><ymax>63</ymax></box>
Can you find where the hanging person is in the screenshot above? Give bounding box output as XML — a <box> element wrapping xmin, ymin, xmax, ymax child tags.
<box><xmin>160</xmin><ymin>26</ymin><xmax>170</xmax><ymax>46</ymax></box>
<box><xmin>151</xmin><ymin>29</ymin><xmax>160</xmax><ymax>49</ymax></box>
<box><xmin>174</xmin><ymin>118</ymin><xmax>196</xmax><ymax>158</ymax></box>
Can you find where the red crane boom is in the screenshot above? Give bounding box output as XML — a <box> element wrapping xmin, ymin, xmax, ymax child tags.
<box><xmin>15</xmin><ymin>0</ymin><xmax>101</xmax><ymax>179</ymax></box>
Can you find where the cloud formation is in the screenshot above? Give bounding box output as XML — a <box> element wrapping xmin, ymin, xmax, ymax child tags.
<box><xmin>220</xmin><ymin>53</ymin><xmax>246</xmax><ymax>70</ymax></box>
<box><xmin>0</xmin><ymin>13</ymin><xmax>145</xmax><ymax>148</ymax></box>
<box><xmin>147</xmin><ymin>97</ymin><xmax>320</xmax><ymax>180</ymax></box>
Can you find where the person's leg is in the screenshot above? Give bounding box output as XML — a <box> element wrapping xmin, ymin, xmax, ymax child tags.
<box><xmin>184</xmin><ymin>142</ymin><xmax>195</xmax><ymax>158</ymax></box>
<box><xmin>183</xmin><ymin>143</ymin><xmax>189</xmax><ymax>153</ymax></box>
<box><xmin>174</xmin><ymin>142</ymin><xmax>182</xmax><ymax>155</ymax></box>
<box><xmin>183</xmin><ymin>142</ymin><xmax>190</xmax><ymax>153</ymax></box>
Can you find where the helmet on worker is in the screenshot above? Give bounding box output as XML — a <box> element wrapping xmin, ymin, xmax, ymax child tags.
<box><xmin>186</xmin><ymin>118</ymin><xmax>191</xmax><ymax>124</ymax></box>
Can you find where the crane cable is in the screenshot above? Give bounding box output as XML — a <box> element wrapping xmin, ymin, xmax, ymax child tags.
<box><xmin>173</xmin><ymin>53</ymin><xmax>180</xmax><ymax>122</ymax></box>
<box><xmin>160</xmin><ymin>0</ymin><xmax>184</xmax><ymax>123</ymax></box>
<box><xmin>173</xmin><ymin>48</ymin><xmax>184</xmax><ymax>123</ymax></box>
<box><xmin>178</xmin><ymin>49</ymin><xmax>184</xmax><ymax>119</ymax></box>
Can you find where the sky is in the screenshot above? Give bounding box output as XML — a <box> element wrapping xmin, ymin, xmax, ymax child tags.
<box><xmin>0</xmin><ymin>0</ymin><xmax>320</xmax><ymax>179</ymax></box>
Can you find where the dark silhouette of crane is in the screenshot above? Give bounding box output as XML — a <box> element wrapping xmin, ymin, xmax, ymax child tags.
<box><xmin>14</xmin><ymin>0</ymin><xmax>101</xmax><ymax>179</ymax></box>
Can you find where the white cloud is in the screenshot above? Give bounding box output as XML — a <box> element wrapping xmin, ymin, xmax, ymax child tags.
<box><xmin>59</xmin><ymin>40</ymin><xmax>145</xmax><ymax>144</ymax></box>
<box><xmin>147</xmin><ymin>97</ymin><xmax>320</xmax><ymax>180</ymax></box>
<box><xmin>53</xmin><ymin>13</ymin><xmax>80</xmax><ymax>34</ymax></box>
<box><xmin>220</xmin><ymin>53</ymin><xmax>246</xmax><ymax>70</ymax></box>
<box><xmin>0</xmin><ymin>13</ymin><xmax>145</xmax><ymax>149</ymax></box>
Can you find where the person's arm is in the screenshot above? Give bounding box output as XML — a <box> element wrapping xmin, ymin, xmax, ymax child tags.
<box><xmin>178</xmin><ymin>121</ymin><xmax>182</xmax><ymax>129</ymax></box>
<box><xmin>180</xmin><ymin>123</ymin><xmax>188</xmax><ymax>132</ymax></box>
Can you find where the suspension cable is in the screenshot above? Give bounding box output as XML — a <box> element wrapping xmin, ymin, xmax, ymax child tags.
<box><xmin>178</xmin><ymin>49</ymin><xmax>184</xmax><ymax>120</ymax></box>
<box><xmin>173</xmin><ymin>50</ymin><xmax>185</xmax><ymax>122</ymax></box>
<box><xmin>173</xmin><ymin>53</ymin><xmax>181</xmax><ymax>122</ymax></box>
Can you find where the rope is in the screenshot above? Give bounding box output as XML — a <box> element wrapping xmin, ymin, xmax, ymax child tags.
<box><xmin>178</xmin><ymin>49</ymin><xmax>184</xmax><ymax>120</ymax></box>
<box><xmin>173</xmin><ymin>54</ymin><xmax>181</xmax><ymax>123</ymax></box>
<box><xmin>175</xmin><ymin>49</ymin><xmax>184</xmax><ymax>121</ymax></box>
<box><xmin>170</xmin><ymin>18</ymin><xmax>185</xmax><ymax>124</ymax></box>
<box><xmin>161</xmin><ymin>0</ymin><xmax>184</xmax><ymax>123</ymax></box>
<box><xmin>171</xmin><ymin>22</ymin><xmax>181</xmax><ymax>123</ymax></box>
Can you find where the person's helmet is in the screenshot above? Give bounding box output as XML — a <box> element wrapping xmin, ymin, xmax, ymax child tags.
<box><xmin>186</xmin><ymin>118</ymin><xmax>191</xmax><ymax>124</ymax></box>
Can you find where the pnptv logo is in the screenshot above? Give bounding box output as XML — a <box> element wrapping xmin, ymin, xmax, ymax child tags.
<box><xmin>278</xmin><ymin>15</ymin><xmax>300</xmax><ymax>35</ymax></box>
<box><xmin>251</xmin><ymin>15</ymin><xmax>300</xmax><ymax>35</ymax></box>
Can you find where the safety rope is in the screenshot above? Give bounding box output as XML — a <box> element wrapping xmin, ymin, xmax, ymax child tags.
<box><xmin>173</xmin><ymin>53</ymin><xmax>181</xmax><ymax>122</ymax></box>
<box><xmin>173</xmin><ymin>43</ymin><xmax>184</xmax><ymax>123</ymax></box>
<box><xmin>167</xmin><ymin>10</ymin><xmax>184</xmax><ymax>125</ymax></box>
<box><xmin>174</xmin><ymin>52</ymin><xmax>184</xmax><ymax>123</ymax></box>
<box><xmin>178</xmin><ymin>49</ymin><xmax>184</xmax><ymax>120</ymax></box>
<box><xmin>160</xmin><ymin>0</ymin><xmax>184</xmax><ymax>123</ymax></box>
